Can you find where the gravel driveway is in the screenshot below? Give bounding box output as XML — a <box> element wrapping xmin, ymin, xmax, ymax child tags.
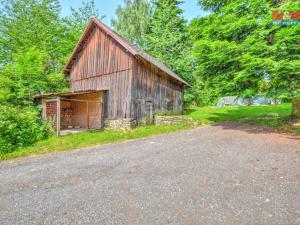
<box><xmin>0</xmin><ymin>122</ymin><xmax>300</xmax><ymax>225</ymax></box>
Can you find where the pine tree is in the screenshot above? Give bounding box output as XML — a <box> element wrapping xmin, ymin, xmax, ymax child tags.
<box><xmin>62</xmin><ymin>0</ymin><xmax>105</xmax><ymax>63</ymax></box>
<box><xmin>145</xmin><ymin>0</ymin><xmax>187</xmax><ymax>74</ymax></box>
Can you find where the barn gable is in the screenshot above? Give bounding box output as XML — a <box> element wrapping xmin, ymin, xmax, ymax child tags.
<box><xmin>66</xmin><ymin>24</ymin><xmax>134</xmax><ymax>119</ymax></box>
<box><xmin>69</xmin><ymin>25</ymin><xmax>133</xmax><ymax>83</ymax></box>
<box><xmin>64</xmin><ymin>17</ymin><xmax>189</xmax><ymax>87</ymax></box>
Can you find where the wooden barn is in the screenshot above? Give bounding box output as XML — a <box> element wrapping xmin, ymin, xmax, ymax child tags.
<box><xmin>35</xmin><ymin>17</ymin><xmax>189</xmax><ymax>135</ymax></box>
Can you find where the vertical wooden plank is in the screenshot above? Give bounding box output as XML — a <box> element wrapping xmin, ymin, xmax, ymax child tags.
<box><xmin>68</xmin><ymin>25</ymin><xmax>185</xmax><ymax>121</ymax></box>
<box><xmin>56</xmin><ymin>97</ymin><xmax>61</xmax><ymax>137</ymax></box>
<box><xmin>86</xmin><ymin>101</ymin><xmax>89</xmax><ymax>129</ymax></box>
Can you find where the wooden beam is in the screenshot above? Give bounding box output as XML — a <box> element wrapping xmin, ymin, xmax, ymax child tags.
<box><xmin>56</xmin><ymin>97</ymin><xmax>61</xmax><ymax>137</ymax></box>
<box><xmin>65</xmin><ymin>99</ymin><xmax>100</xmax><ymax>103</ymax></box>
<box><xmin>45</xmin><ymin>99</ymin><xmax>58</xmax><ymax>102</ymax></box>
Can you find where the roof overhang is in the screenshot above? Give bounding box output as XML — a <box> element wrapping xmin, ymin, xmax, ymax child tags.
<box><xmin>33</xmin><ymin>90</ymin><xmax>106</xmax><ymax>99</ymax></box>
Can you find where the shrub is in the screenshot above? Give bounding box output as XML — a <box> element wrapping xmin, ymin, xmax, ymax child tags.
<box><xmin>0</xmin><ymin>106</ymin><xmax>51</xmax><ymax>154</ymax></box>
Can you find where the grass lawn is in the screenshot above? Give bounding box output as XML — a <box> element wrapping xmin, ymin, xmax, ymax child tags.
<box><xmin>184</xmin><ymin>103</ymin><xmax>299</xmax><ymax>134</ymax></box>
<box><xmin>1</xmin><ymin>103</ymin><xmax>298</xmax><ymax>160</ymax></box>
<box><xmin>0</xmin><ymin>123</ymin><xmax>194</xmax><ymax>160</ymax></box>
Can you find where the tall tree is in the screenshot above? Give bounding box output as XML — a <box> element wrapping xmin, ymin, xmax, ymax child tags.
<box><xmin>187</xmin><ymin>0</ymin><xmax>300</xmax><ymax>105</ymax></box>
<box><xmin>62</xmin><ymin>0</ymin><xmax>105</xmax><ymax>63</ymax></box>
<box><xmin>111</xmin><ymin>0</ymin><xmax>152</xmax><ymax>48</ymax></box>
<box><xmin>0</xmin><ymin>0</ymin><xmax>63</xmax><ymax>64</ymax></box>
<box><xmin>0</xmin><ymin>47</ymin><xmax>67</xmax><ymax>106</ymax></box>
<box><xmin>196</xmin><ymin>0</ymin><xmax>283</xmax><ymax>13</ymax></box>
<box><xmin>0</xmin><ymin>0</ymin><xmax>68</xmax><ymax>106</ymax></box>
<box><xmin>145</xmin><ymin>0</ymin><xmax>187</xmax><ymax>75</ymax></box>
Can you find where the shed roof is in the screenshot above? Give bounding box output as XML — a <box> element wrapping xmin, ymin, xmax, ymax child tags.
<box><xmin>33</xmin><ymin>90</ymin><xmax>105</xmax><ymax>99</ymax></box>
<box><xmin>63</xmin><ymin>17</ymin><xmax>190</xmax><ymax>87</ymax></box>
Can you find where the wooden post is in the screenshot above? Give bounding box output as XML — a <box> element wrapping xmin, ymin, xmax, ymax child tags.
<box><xmin>56</xmin><ymin>96</ymin><xmax>61</xmax><ymax>137</ymax></box>
<box><xmin>86</xmin><ymin>101</ymin><xmax>89</xmax><ymax>129</ymax></box>
<box><xmin>292</xmin><ymin>98</ymin><xmax>300</xmax><ymax>118</ymax></box>
<box><xmin>101</xmin><ymin>93</ymin><xmax>104</xmax><ymax>129</ymax></box>
<box><xmin>42</xmin><ymin>98</ymin><xmax>46</xmax><ymax>120</ymax></box>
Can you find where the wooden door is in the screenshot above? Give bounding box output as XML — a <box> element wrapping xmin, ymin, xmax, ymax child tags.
<box><xmin>135</xmin><ymin>99</ymin><xmax>144</xmax><ymax>124</ymax></box>
<box><xmin>145</xmin><ymin>101</ymin><xmax>154</xmax><ymax>125</ymax></box>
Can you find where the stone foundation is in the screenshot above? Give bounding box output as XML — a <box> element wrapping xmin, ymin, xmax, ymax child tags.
<box><xmin>104</xmin><ymin>118</ymin><xmax>136</xmax><ymax>130</ymax></box>
<box><xmin>155</xmin><ymin>115</ymin><xmax>195</xmax><ymax>125</ymax></box>
<box><xmin>104</xmin><ymin>116</ymin><xmax>195</xmax><ymax>130</ymax></box>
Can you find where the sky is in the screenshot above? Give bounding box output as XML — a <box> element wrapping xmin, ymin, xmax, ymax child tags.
<box><xmin>60</xmin><ymin>0</ymin><xmax>208</xmax><ymax>26</ymax></box>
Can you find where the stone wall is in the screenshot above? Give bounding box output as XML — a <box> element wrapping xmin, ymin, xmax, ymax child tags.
<box><xmin>104</xmin><ymin>116</ymin><xmax>195</xmax><ymax>130</ymax></box>
<box><xmin>155</xmin><ymin>115</ymin><xmax>194</xmax><ymax>126</ymax></box>
<box><xmin>104</xmin><ymin>118</ymin><xmax>136</xmax><ymax>130</ymax></box>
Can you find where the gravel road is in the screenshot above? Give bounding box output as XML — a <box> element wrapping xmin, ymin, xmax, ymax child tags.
<box><xmin>0</xmin><ymin>122</ymin><xmax>299</xmax><ymax>225</ymax></box>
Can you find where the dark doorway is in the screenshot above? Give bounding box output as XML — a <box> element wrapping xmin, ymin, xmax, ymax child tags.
<box><xmin>145</xmin><ymin>100</ymin><xmax>154</xmax><ymax>125</ymax></box>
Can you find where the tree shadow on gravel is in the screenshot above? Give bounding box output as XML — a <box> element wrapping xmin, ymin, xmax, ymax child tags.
<box><xmin>201</xmin><ymin>108</ymin><xmax>300</xmax><ymax>140</ymax></box>
<box><xmin>211</xmin><ymin>121</ymin><xmax>300</xmax><ymax>141</ymax></box>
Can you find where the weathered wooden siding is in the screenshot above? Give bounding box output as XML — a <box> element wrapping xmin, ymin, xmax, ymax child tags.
<box><xmin>69</xmin><ymin>27</ymin><xmax>133</xmax><ymax>119</ymax></box>
<box><xmin>70</xmin><ymin>92</ymin><xmax>103</xmax><ymax>129</ymax></box>
<box><xmin>69</xmin><ymin>26</ymin><xmax>184</xmax><ymax>122</ymax></box>
<box><xmin>131</xmin><ymin>59</ymin><xmax>184</xmax><ymax>122</ymax></box>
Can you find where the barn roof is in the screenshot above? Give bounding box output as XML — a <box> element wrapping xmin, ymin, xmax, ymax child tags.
<box><xmin>63</xmin><ymin>17</ymin><xmax>190</xmax><ymax>87</ymax></box>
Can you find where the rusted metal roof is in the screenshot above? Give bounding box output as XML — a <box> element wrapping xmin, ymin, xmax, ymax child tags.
<box><xmin>63</xmin><ymin>17</ymin><xmax>190</xmax><ymax>87</ymax></box>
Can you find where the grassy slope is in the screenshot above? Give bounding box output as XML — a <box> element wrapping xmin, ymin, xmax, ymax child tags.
<box><xmin>1</xmin><ymin>103</ymin><xmax>297</xmax><ymax>160</ymax></box>
<box><xmin>184</xmin><ymin>103</ymin><xmax>299</xmax><ymax>133</ymax></box>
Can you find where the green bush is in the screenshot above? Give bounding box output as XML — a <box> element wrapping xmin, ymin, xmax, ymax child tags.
<box><xmin>0</xmin><ymin>106</ymin><xmax>51</xmax><ymax>154</ymax></box>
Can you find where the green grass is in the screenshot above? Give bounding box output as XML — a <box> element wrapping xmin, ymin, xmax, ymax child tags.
<box><xmin>184</xmin><ymin>103</ymin><xmax>299</xmax><ymax>134</ymax></box>
<box><xmin>1</xmin><ymin>103</ymin><xmax>298</xmax><ymax>160</ymax></box>
<box><xmin>0</xmin><ymin>123</ymin><xmax>194</xmax><ymax>160</ymax></box>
